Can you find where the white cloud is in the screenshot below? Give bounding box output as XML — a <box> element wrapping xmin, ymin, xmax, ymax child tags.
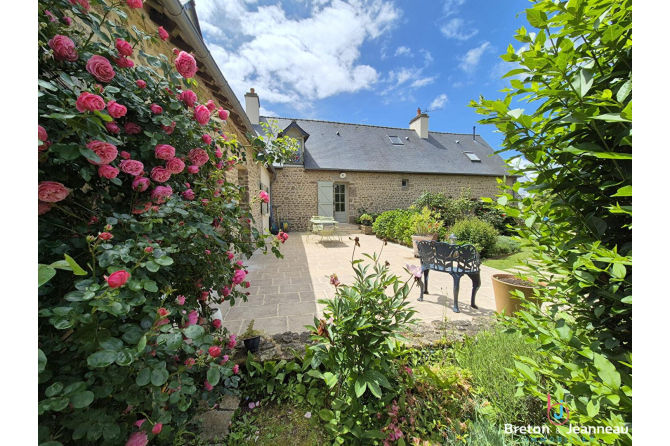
<box><xmin>394</xmin><ymin>46</ymin><xmax>412</xmax><ymax>57</ymax></box>
<box><xmin>259</xmin><ymin>106</ymin><xmax>278</xmax><ymax>117</ymax></box>
<box><xmin>442</xmin><ymin>0</ymin><xmax>466</xmax><ymax>17</ymax></box>
<box><xmin>440</xmin><ymin>18</ymin><xmax>478</xmax><ymax>41</ymax></box>
<box><xmin>410</xmin><ymin>76</ymin><xmax>437</xmax><ymax>88</ymax></box>
<box><xmin>429</xmin><ymin>93</ymin><xmax>448</xmax><ymax>109</ymax></box>
<box><xmin>196</xmin><ymin>0</ymin><xmax>401</xmax><ymax>111</ymax></box>
<box><xmin>458</xmin><ymin>41</ymin><xmax>492</xmax><ymax>72</ymax></box>
<box><xmin>420</xmin><ymin>49</ymin><xmax>434</xmax><ymax>65</ymax></box>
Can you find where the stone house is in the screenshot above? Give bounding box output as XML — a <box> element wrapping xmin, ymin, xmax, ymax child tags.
<box><xmin>244</xmin><ymin>90</ymin><xmax>513</xmax><ymax>232</ymax></box>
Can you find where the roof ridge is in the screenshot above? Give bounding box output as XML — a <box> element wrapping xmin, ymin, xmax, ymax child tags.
<box><xmin>259</xmin><ymin>116</ymin><xmax>479</xmax><ymax>137</ymax></box>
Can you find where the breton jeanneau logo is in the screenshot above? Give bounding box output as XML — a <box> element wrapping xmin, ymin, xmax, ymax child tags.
<box><xmin>547</xmin><ymin>393</ymin><xmax>570</xmax><ymax>426</ymax></box>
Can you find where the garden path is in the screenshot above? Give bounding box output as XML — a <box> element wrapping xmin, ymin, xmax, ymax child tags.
<box><xmin>215</xmin><ymin>231</ymin><xmax>506</xmax><ymax>336</ymax></box>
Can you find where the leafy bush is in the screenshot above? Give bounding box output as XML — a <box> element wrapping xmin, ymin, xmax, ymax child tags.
<box><xmin>472</xmin><ymin>0</ymin><xmax>632</xmax><ymax>443</ymax></box>
<box><xmin>488</xmin><ymin>236</ymin><xmax>522</xmax><ymax>257</ymax></box>
<box><xmin>474</xmin><ymin>201</ymin><xmax>519</xmax><ymax>236</ymax></box>
<box><xmin>359</xmin><ymin>213</ymin><xmax>373</xmax><ymax>226</ymax></box>
<box><xmin>450</xmin><ymin>218</ymin><xmax>499</xmax><ymax>257</ymax></box>
<box><xmin>37</xmin><ymin>3</ymin><xmax>294</xmax><ymax>444</ymax></box>
<box><xmin>372</xmin><ymin>209</ymin><xmax>416</xmax><ymax>246</ymax></box>
<box><xmin>413</xmin><ymin>191</ymin><xmax>475</xmax><ymax>227</ymax></box>
<box><xmin>410</xmin><ymin>207</ymin><xmax>443</xmax><ymax>236</ymax></box>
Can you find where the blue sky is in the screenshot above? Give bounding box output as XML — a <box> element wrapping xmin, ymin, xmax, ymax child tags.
<box><xmin>195</xmin><ymin>0</ymin><xmax>531</xmax><ymax>158</ymax></box>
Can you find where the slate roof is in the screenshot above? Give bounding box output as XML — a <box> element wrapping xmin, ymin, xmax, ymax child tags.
<box><xmin>255</xmin><ymin>117</ymin><xmax>512</xmax><ymax>176</ymax></box>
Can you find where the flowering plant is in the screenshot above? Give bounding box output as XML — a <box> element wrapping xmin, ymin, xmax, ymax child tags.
<box><xmin>37</xmin><ymin>2</ymin><xmax>294</xmax><ymax>444</ymax></box>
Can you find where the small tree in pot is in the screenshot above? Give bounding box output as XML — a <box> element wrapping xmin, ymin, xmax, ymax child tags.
<box><xmin>241</xmin><ymin>320</ymin><xmax>263</xmax><ymax>353</ymax></box>
<box><xmin>359</xmin><ymin>214</ymin><xmax>374</xmax><ymax>234</ymax></box>
<box><xmin>410</xmin><ymin>207</ymin><xmax>442</xmax><ymax>257</ymax></box>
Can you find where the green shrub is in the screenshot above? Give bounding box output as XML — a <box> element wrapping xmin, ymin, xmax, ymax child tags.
<box><xmin>372</xmin><ymin>209</ymin><xmax>416</xmax><ymax>246</ymax></box>
<box><xmin>474</xmin><ymin>202</ymin><xmax>519</xmax><ymax>236</ymax></box>
<box><xmin>454</xmin><ymin>328</ymin><xmax>544</xmax><ymax>426</ymax></box>
<box><xmin>413</xmin><ymin>191</ymin><xmax>476</xmax><ymax>227</ymax></box>
<box><xmin>450</xmin><ymin>218</ymin><xmax>499</xmax><ymax>257</ymax></box>
<box><xmin>359</xmin><ymin>213</ymin><xmax>373</xmax><ymax>226</ymax></box>
<box><xmin>410</xmin><ymin>207</ymin><xmax>442</xmax><ymax>236</ymax></box>
<box><xmin>488</xmin><ymin>236</ymin><xmax>522</xmax><ymax>257</ymax></box>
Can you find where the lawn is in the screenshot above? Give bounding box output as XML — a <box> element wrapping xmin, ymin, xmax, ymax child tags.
<box><xmin>482</xmin><ymin>247</ymin><xmax>533</xmax><ymax>272</ymax></box>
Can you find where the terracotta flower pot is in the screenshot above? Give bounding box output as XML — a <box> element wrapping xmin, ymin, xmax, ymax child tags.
<box><xmin>491</xmin><ymin>274</ymin><xmax>541</xmax><ymax>316</ymax></box>
<box><xmin>411</xmin><ymin>234</ymin><xmax>438</xmax><ymax>257</ymax></box>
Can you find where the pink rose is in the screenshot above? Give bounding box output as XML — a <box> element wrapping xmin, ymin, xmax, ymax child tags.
<box><xmin>127</xmin><ymin>0</ymin><xmax>143</xmax><ymax>8</ymax></box>
<box><xmin>187</xmin><ymin>165</ymin><xmax>199</xmax><ymax>174</ymax></box>
<box><xmin>115</xmin><ymin>38</ymin><xmax>133</xmax><ymax>57</ymax></box>
<box><xmin>38</xmin><ymin>181</ymin><xmax>69</xmax><ymax>203</ymax></box>
<box><xmin>69</xmin><ymin>0</ymin><xmax>90</xmax><ymax>12</ymax></box>
<box><xmin>152</xmin><ymin>423</ymin><xmax>162</xmax><ymax>435</ymax></box>
<box><xmin>176</xmin><ymin>295</ymin><xmax>185</xmax><ymax>305</ymax></box>
<box><xmin>48</xmin><ymin>35</ymin><xmax>78</xmax><ymax>62</ymax></box>
<box><xmin>38</xmin><ymin>201</ymin><xmax>52</xmax><ymax>215</ymax></box>
<box><xmin>179</xmin><ymin>89</ymin><xmax>197</xmax><ymax>107</ymax></box>
<box><xmin>208</xmin><ymin>346</ymin><xmax>221</xmax><ymax>357</ymax></box>
<box><xmin>45</xmin><ymin>10</ymin><xmax>58</xmax><ymax>22</ymax></box>
<box><xmin>124</xmin><ymin>122</ymin><xmax>142</xmax><ymax>134</ymax></box>
<box><xmin>136</xmin><ymin>79</ymin><xmax>147</xmax><ymax>89</ymax></box>
<box><xmin>158</xmin><ymin>307</ymin><xmax>169</xmax><ymax>317</ymax></box>
<box><xmin>205</xmin><ymin>100</ymin><xmax>216</xmax><ymax>111</ymax></box>
<box><xmin>86</xmin><ymin>140</ymin><xmax>118</xmax><ymax>165</ymax></box>
<box><xmin>187</xmin><ymin>310</ymin><xmax>198</xmax><ymax>327</ymax></box>
<box><xmin>132</xmin><ymin>176</ymin><xmax>150</xmax><ymax>192</ymax></box>
<box><xmin>175</xmin><ymin>51</ymin><xmax>198</xmax><ymax>78</ymax></box>
<box><xmin>106</xmin><ymin>100</ymin><xmax>127</xmax><ymax>118</ymax></box>
<box><xmin>221</xmin><ymin>355</ymin><xmax>229</xmax><ymax>363</ymax></box>
<box><xmin>107</xmin><ymin>270</ymin><xmax>130</xmax><ymax>288</ymax></box>
<box><xmin>202</xmin><ymin>134</ymin><xmax>212</xmax><ymax>145</ymax></box>
<box><xmin>218</xmin><ymin>108</ymin><xmax>230</xmax><ymax>121</ymax></box>
<box><xmin>204</xmin><ymin>380</ymin><xmax>213</xmax><ymax>391</ymax></box>
<box><xmin>38</xmin><ymin>125</ymin><xmax>48</xmax><ymax>142</ymax></box>
<box><xmin>227</xmin><ymin>252</ymin><xmax>235</xmax><ymax>260</ymax></box>
<box><xmin>221</xmin><ymin>286</ymin><xmax>231</xmax><ymax>297</ymax></box>
<box><xmin>232</xmin><ymin>269</ymin><xmax>247</xmax><ymax>285</ymax></box>
<box><xmin>154</xmin><ymin>144</ymin><xmax>176</xmax><ymax>160</ymax></box>
<box><xmin>132</xmin><ymin>201</ymin><xmax>151</xmax><ymax>214</ymax></box>
<box><xmin>125</xmin><ymin>431</ymin><xmax>148</xmax><ymax>446</ymax></box>
<box><xmin>193</xmin><ymin>105</ymin><xmax>210</xmax><ymax>125</ymax></box>
<box><xmin>213</xmin><ymin>319</ymin><xmax>222</xmax><ymax>329</ymax></box>
<box><xmin>115</xmin><ymin>56</ymin><xmax>134</xmax><ymax>68</ymax></box>
<box><xmin>161</xmin><ymin>123</ymin><xmax>175</xmax><ymax>135</ymax></box>
<box><xmin>150</xmin><ymin>103</ymin><xmax>163</xmax><ymax>114</ymax></box>
<box><xmin>86</xmin><ymin>55</ymin><xmax>115</xmax><ymax>83</ymax></box>
<box><xmin>105</xmin><ymin>121</ymin><xmax>121</xmax><ymax>134</ymax></box>
<box><xmin>182</xmin><ymin>188</ymin><xmax>195</xmax><ymax>200</ymax></box>
<box><xmin>158</xmin><ymin>26</ymin><xmax>169</xmax><ymax>41</ymax></box>
<box><xmin>98</xmin><ymin>165</ymin><xmax>119</xmax><ymax>179</ymax></box>
<box><xmin>76</xmin><ymin>92</ymin><xmax>105</xmax><ymax>112</ymax></box>
<box><xmin>278</xmin><ymin>231</ymin><xmax>289</xmax><ymax>243</ymax></box>
<box><xmin>150</xmin><ymin>167</ymin><xmax>171</xmax><ymax>183</ymax></box>
<box><xmin>63</xmin><ymin>16</ymin><xmax>72</xmax><ymax>26</ymax></box>
<box><xmin>98</xmin><ymin>232</ymin><xmax>113</xmax><ymax>241</ymax></box>
<box><xmin>166</xmin><ymin>158</ymin><xmax>185</xmax><ymax>174</ymax></box>
<box><xmin>215</xmin><ymin>147</ymin><xmax>223</xmax><ymax>159</ymax></box>
<box><xmin>188</xmin><ymin>148</ymin><xmax>209</xmax><ymax>166</ymax></box>
<box><xmin>151</xmin><ymin>185</ymin><xmax>172</xmax><ymax>202</ymax></box>
<box><xmin>144</xmin><ymin>247</ymin><xmax>153</xmax><ymax>253</ymax></box>
<box><xmin>120</xmin><ymin>151</ymin><xmax>131</xmax><ymax>160</ymax></box>
<box><xmin>120</xmin><ymin>160</ymin><xmax>144</xmax><ymax>176</ymax></box>
<box><xmin>233</xmin><ymin>364</ymin><xmax>240</xmax><ymax>374</ymax></box>
<box><xmin>259</xmin><ymin>191</ymin><xmax>269</xmax><ymax>203</ymax></box>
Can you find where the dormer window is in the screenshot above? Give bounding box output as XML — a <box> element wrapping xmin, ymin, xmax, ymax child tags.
<box><xmin>281</xmin><ymin>120</ymin><xmax>309</xmax><ymax>164</ymax></box>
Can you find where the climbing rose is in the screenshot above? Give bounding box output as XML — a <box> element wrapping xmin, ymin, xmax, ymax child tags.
<box><xmin>158</xmin><ymin>26</ymin><xmax>169</xmax><ymax>41</ymax></box>
<box><xmin>187</xmin><ymin>165</ymin><xmax>199</xmax><ymax>174</ymax></box>
<box><xmin>98</xmin><ymin>165</ymin><xmax>119</xmax><ymax>179</ymax></box>
<box><xmin>179</xmin><ymin>89</ymin><xmax>197</xmax><ymax>107</ymax></box>
<box><xmin>120</xmin><ymin>151</ymin><xmax>131</xmax><ymax>160</ymax></box>
<box><xmin>38</xmin><ymin>181</ymin><xmax>69</xmax><ymax>203</ymax></box>
<box><xmin>208</xmin><ymin>346</ymin><xmax>222</xmax><ymax>357</ymax></box>
<box><xmin>126</xmin><ymin>0</ymin><xmax>143</xmax><ymax>8</ymax></box>
<box><xmin>202</xmin><ymin>134</ymin><xmax>212</xmax><ymax>145</ymax></box>
<box><xmin>154</xmin><ymin>144</ymin><xmax>176</xmax><ymax>160</ymax></box>
<box><xmin>144</xmin><ymin>247</ymin><xmax>153</xmax><ymax>253</ymax></box>
<box><xmin>107</xmin><ymin>270</ymin><xmax>130</xmax><ymax>288</ymax></box>
<box><xmin>48</xmin><ymin>35</ymin><xmax>78</xmax><ymax>62</ymax></box>
<box><xmin>233</xmin><ymin>364</ymin><xmax>240</xmax><ymax>374</ymax></box>
<box><xmin>76</xmin><ymin>92</ymin><xmax>105</xmax><ymax>112</ymax></box>
<box><xmin>227</xmin><ymin>252</ymin><xmax>235</xmax><ymax>260</ymax></box>
<box><xmin>166</xmin><ymin>158</ymin><xmax>185</xmax><ymax>174</ymax></box>
<box><xmin>68</xmin><ymin>0</ymin><xmax>90</xmax><ymax>12</ymax></box>
<box><xmin>161</xmin><ymin>123</ymin><xmax>175</xmax><ymax>135</ymax></box>
<box><xmin>98</xmin><ymin>232</ymin><xmax>113</xmax><ymax>241</ymax></box>
<box><xmin>213</xmin><ymin>319</ymin><xmax>222</xmax><ymax>329</ymax></box>
<box><xmin>150</xmin><ymin>103</ymin><xmax>163</xmax><ymax>114</ymax></box>
<box><xmin>150</xmin><ymin>167</ymin><xmax>171</xmax><ymax>183</ymax></box>
<box><xmin>105</xmin><ymin>121</ymin><xmax>121</xmax><ymax>134</ymax></box>
<box><xmin>106</xmin><ymin>100</ymin><xmax>127</xmax><ymax>118</ymax></box>
<box><xmin>204</xmin><ymin>380</ymin><xmax>213</xmax><ymax>391</ymax></box>
<box><xmin>205</xmin><ymin>100</ymin><xmax>216</xmax><ymax>111</ymax></box>
<box><xmin>63</xmin><ymin>16</ymin><xmax>72</xmax><ymax>26</ymax></box>
<box><xmin>152</xmin><ymin>423</ymin><xmax>163</xmax><ymax>435</ymax></box>
<box><xmin>132</xmin><ymin>176</ymin><xmax>150</xmax><ymax>192</ymax></box>
<box><xmin>86</xmin><ymin>140</ymin><xmax>118</xmax><ymax>165</ymax></box>
<box><xmin>125</xmin><ymin>431</ymin><xmax>148</xmax><ymax>446</ymax></box>
<box><xmin>182</xmin><ymin>188</ymin><xmax>195</xmax><ymax>200</ymax></box>
<box><xmin>38</xmin><ymin>201</ymin><xmax>52</xmax><ymax>215</ymax></box>
<box><xmin>151</xmin><ymin>186</ymin><xmax>173</xmax><ymax>202</ymax></box>
<box><xmin>124</xmin><ymin>122</ymin><xmax>142</xmax><ymax>134</ymax></box>
<box><xmin>158</xmin><ymin>308</ymin><xmax>169</xmax><ymax>317</ymax></box>
<box><xmin>175</xmin><ymin>51</ymin><xmax>198</xmax><ymax>78</ymax></box>
<box><xmin>215</xmin><ymin>147</ymin><xmax>223</xmax><ymax>158</ymax></box>
<box><xmin>188</xmin><ymin>148</ymin><xmax>209</xmax><ymax>166</ymax></box>
<box><xmin>187</xmin><ymin>310</ymin><xmax>198</xmax><ymax>326</ymax></box>
<box><xmin>115</xmin><ymin>56</ymin><xmax>134</xmax><ymax>68</ymax></box>
<box><xmin>136</xmin><ymin>79</ymin><xmax>146</xmax><ymax>89</ymax></box>
<box><xmin>86</xmin><ymin>55</ymin><xmax>115</xmax><ymax>82</ymax></box>
<box><xmin>115</xmin><ymin>38</ymin><xmax>133</xmax><ymax>57</ymax></box>
<box><xmin>278</xmin><ymin>231</ymin><xmax>289</xmax><ymax>243</ymax></box>
<box><xmin>259</xmin><ymin>191</ymin><xmax>269</xmax><ymax>203</ymax></box>
<box><xmin>193</xmin><ymin>105</ymin><xmax>210</xmax><ymax>125</ymax></box>
<box><xmin>132</xmin><ymin>201</ymin><xmax>151</xmax><ymax>214</ymax></box>
<box><xmin>184</xmin><ymin>358</ymin><xmax>195</xmax><ymax>367</ymax></box>
<box><xmin>232</xmin><ymin>269</ymin><xmax>247</xmax><ymax>285</ymax></box>
<box><xmin>176</xmin><ymin>295</ymin><xmax>186</xmax><ymax>305</ymax></box>
<box><xmin>38</xmin><ymin>125</ymin><xmax>48</xmax><ymax>142</ymax></box>
<box><xmin>218</xmin><ymin>108</ymin><xmax>230</xmax><ymax>121</ymax></box>
<box><xmin>120</xmin><ymin>160</ymin><xmax>144</xmax><ymax>176</ymax></box>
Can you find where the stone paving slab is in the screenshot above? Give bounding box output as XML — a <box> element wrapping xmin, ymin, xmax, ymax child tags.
<box><xmin>214</xmin><ymin>232</ymin><xmax>510</xmax><ymax>336</ymax></box>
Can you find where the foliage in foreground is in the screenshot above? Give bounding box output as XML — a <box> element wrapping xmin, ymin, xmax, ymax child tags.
<box><xmin>472</xmin><ymin>0</ymin><xmax>632</xmax><ymax>444</ymax></box>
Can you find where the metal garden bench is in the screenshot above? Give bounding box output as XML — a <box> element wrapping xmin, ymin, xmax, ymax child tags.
<box><xmin>416</xmin><ymin>240</ymin><xmax>481</xmax><ymax>313</ymax></box>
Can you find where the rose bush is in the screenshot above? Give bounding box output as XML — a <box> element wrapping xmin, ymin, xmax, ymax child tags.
<box><xmin>37</xmin><ymin>2</ymin><xmax>296</xmax><ymax>445</ymax></box>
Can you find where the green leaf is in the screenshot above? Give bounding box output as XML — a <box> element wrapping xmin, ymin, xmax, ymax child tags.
<box><xmin>154</xmin><ymin>256</ymin><xmax>174</xmax><ymax>266</ymax></box>
<box><xmin>617</xmin><ymin>80</ymin><xmax>632</xmax><ymax>103</ymax></box>
<box><xmin>524</xmin><ymin>215</ymin><xmax>537</xmax><ymax>228</ymax></box>
<box><xmin>367</xmin><ymin>379</ymin><xmax>382</xmax><ymax>398</ymax></box>
<box><xmin>46</xmin><ymin>382</ymin><xmax>63</xmax><ymax>397</ymax></box>
<box><xmin>497</xmin><ymin>196</ymin><xmax>508</xmax><ymax>206</ymax></box>
<box><xmin>38</xmin><ymin>79</ymin><xmax>58</xmax><ymax>91</ymax></box>
<box><xmin>318</xmin><ymin>409</ymin><xmax>334</xmax><ymax>422</ymax></box>
<box><xmin>620</xmin><ymin>102</ymin><xmax>632</xmax><ymax>121</ymax></box>
<box><xmin>611</xmin><ymin>263</ymin><xmax>626</xmax><ymax>279</ymax></box>
<box><xmin>183</xmin><ymin>324</ymin><xmax>205</xmax><ymax>339</ymax></box>
<box><xmin>572</xmin><ymin>69</ymin><xmax>594</xmax><ymax>98</ymax></box>
<box><xmin>39</xmin><ymin>265</ymin><xmax>57</xmax><ymax>287</ymax></box>
<box><xmin>323</xmin><ymin>372</ymin><xmax>338</xmax><ymax>388</ymax></box>
<box><xmin>151</xmin><ymin>367</ymin><xmax>169</xmax><ymax>386</ymax></box>
<box><xmin>525</xmin><ymin>8</ymin><xmax>547</xmax><ymax>28</ymax></box>
<box><xmin>145</xmin><ymin>261</ymin><xmax>160</xmax><ymax>272</ymax></box>
<box><xmin>70</xmin><ymin>391</ymin><xmax>95</xmax><ymax>408</ymax></box>
<box><xmin>87</xmin><ymin>350</ymin><xmax>117</xmax><ymax>368</ymax></box>
<box><xmin>94</xmin><ymin>110</ymin><xmax>113</xmax><ymax>122</ymax></box>
<box><xmin>612</xmin><ymin>185</ymin><xmax>631</xmax><ymax>197</ymax></box>
<box><xmin>136</xmin><ymin>368</ymin><xmax>151</xmax><ymax>386</ymax></box>
<box><xmin>354</xmin><ymin>378</ymin><xmax>367</xmax><ymax>398</ymax></box>
<box><xmin>593</xmin><ymin>353</ymin><xmax>621</xmax><ymax>390</ymax></box>
<box><xmin>592</xmin><ymin>113</ymin><xmax>630</xmax><ymax>122</ymax></box>
<box><xmin>137</xmin><ymin>335</ymin><xmax>147</xmax><ymax>353</ymax></box>
<box><xmin>79</xmin><ymin>147</ymin><xmax>102</xmax><ymax>164</ymax></box>
<box><xmin>514</xmin><ymin>361</ymin><xmax>537</xmax><ymax>383</ymax></box>
<box><xmin>207</xmin><ymin>367</ymin><xmax>221</xmax><ymax>386</ymax></box>
<box><xmin>64</xmin><ymin>254</ymin><xmax>87</xmax><ymax>275</ymax></box>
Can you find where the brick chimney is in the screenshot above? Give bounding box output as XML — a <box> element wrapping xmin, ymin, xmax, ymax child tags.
<box><xmin>409</xmin><ymin>107</ymin><xmax>429</xmax><ymax>139</ymax></box>
<box><xmin>244</xmin><ymin>88</ymin><xmax>260</xmax><ymax>125</ymax></box>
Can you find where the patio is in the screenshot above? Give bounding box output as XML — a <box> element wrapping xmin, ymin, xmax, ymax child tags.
<box><xmin>215</xmin><ymin>231</ymin><xmax>506</xmax><ymax>336</ymax></box>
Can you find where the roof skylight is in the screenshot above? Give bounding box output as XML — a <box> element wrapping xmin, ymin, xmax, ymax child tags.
<box><xmin>388</xmin><ymin>136</ymin><xmax>403</xmax><ymax>145</ymax></box>
<box><xmin>463</xmin><ymin>152</ymin><xmax>481</xmax><ymax>162</ymax></box>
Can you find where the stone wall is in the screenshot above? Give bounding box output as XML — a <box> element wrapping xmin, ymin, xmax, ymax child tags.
<box><xmin>272</xmin><ymin>167</ymin><xmax>515</xmax><ymax>232</ymax></box>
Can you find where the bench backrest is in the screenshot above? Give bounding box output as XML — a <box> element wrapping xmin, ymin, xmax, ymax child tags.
<box><xmin>417</xmin><ymin>241</ymin><xmax>481</xmax><ymax>273</ymax></box>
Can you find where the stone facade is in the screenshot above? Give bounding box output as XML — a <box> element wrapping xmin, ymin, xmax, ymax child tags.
<box><xmin>272</xmin><ymin>167</ymin><xmax>514</xmax><ymax>232</ymax></box>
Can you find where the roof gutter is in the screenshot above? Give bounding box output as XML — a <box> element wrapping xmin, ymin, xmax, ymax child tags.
<box><xmin>160</xmin><ymin>0</ymin><xmax>274</xmax><ymax>174</ymax></box>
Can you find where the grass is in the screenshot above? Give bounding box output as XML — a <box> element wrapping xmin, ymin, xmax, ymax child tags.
<box><xmin>482</xmin><ymin>247</ymin><xmax>533</xmax><ymax>272</ymax></box>
<box><xmin>226</xmin><ymin>403</ymin><xmax>329</xmax><ymax>446</ymax></box>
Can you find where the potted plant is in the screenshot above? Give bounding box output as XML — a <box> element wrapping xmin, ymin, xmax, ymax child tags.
<box><xmin>491</xmin><ymin>274</ymin><xmax>542</xmax><ymax>316</ymax></box>
<box><xmin>410</xmin><ymin>207</ymin><xmax>442</xmax><ymax>257</ymax></box>
<box><xmin>360</xmin><ymin>214</ymin><xmax>374</xmax><ymax>234</ymax></box>
<box><xmin>241</xmin><ymin>320</ymin><xmax>263</xmax><ymax>353</ymax></box>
